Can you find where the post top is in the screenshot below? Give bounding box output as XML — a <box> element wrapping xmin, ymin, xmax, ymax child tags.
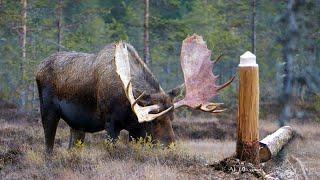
<box><xmin>239</xmin><ymin>51</ymin><xmax>258</xmax><ymax>67</ymax></box>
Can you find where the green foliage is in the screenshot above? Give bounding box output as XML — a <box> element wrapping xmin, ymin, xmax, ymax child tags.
<box><xmin>75</xmin><ymin>139</ymin><xmax>85</xmax><ymax>149</ymax></box>
<box><xmin>312</xmin><ymin>94</ymin><xmax>320</xmax><ymax>123</ymax></box>
<box><xmin>313</xmin><ymin>94</ymin><xmax>320</xmax><ymax>113</ymax></box>
<box><xmin>0</xmin><ymin>0</ymin><xmax>319</xmax><ymax>112</ymax></box>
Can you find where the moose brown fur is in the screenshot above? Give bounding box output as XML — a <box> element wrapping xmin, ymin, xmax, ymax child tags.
<box><xmin>36</xmin><ymin>35</ymin><xmax>233</xmax><ymax>154</ymax></box>
<box><xmin>36</xmin><ymin>43</ymin><xmax>177</xmax><ymax>153</ymax></box>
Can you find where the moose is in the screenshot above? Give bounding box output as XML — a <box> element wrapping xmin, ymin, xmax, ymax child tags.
<box><xmin>36</xmin><ymin>34</ymin><xmax>234</xmax><ymax>153</ymax></box>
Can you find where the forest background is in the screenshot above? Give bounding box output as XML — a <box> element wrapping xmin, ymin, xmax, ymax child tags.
<box><xmin>0</xmin><ymin>0</ymin><xmax>319</xmax><ymax>124</ymax></box>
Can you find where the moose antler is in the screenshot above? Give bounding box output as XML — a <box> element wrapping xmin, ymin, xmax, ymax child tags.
<box><xmin>126</xmin><ymin>80</ymin><xmax>173</xmax><ymax>122</ymax></box>
<box><xmin>174</xmin><ymin>34</ymin><xmax>235</xmax><ymax>112</ymax></box>
<box><xmin>115</xmin><ymin>42</ymin><xmax>173</xmax><ymax>123</ymax></box>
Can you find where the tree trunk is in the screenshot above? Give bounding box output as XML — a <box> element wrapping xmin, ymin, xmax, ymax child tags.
<box><xmin>20</xmin><ymin>0</ymin><xmax>27</xmax><ymax>109</ymax></box>
<box><xmin>31</xmin><ymin>34</ymin><xmax>37</xmax><ymax>110</ymax></box>
<box><xmin>56</xmin><ymin>0</ymin><xmax>63</xmax><ymax>52</ymax></box>
<box><xmin>251</xmin><ymin>0</ymin><xmax>256</xmax><ymax>54</ymax></box>
<box><xmin>143</xmin><ymin>0</ymin><xmax>150</xmax><ymax>64</ymax></box>
<box><xmin>278</xmin><ymin>0</ymin><xmax>302</xmax><ymax>126</ymax></box>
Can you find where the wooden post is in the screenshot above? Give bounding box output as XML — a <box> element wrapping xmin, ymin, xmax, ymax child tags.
<box><xmin>236</xmin><ymin>51</ymin><xmax>260</xmax><ymax>165</ymax></box>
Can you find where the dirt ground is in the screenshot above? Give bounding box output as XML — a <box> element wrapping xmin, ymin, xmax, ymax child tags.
<box><xmin>0</xmin><ymin>101</ymin><xmax>319</xmax><ymax>179</ymax></box>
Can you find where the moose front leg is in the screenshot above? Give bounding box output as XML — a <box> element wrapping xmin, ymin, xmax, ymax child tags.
<box><xmin>68</xmin><ymin>128</ymin><xmax>85</xmax><ymax>149</ymax></box>
<box><xmin>105</xmin><ymin>115</ymin><xmax>122</xmax><ymax>141</ymax></box>
<box><xmin>106</xmin><ymin>122</ymin><xmax>122</xmax><ymax>141</ymax></box>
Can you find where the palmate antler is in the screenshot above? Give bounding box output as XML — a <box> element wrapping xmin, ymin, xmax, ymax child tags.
<box><xmin>174</xmin><ymin>34</ymin><xmax>235</xmax><ymax>113</ymax></box>
<box><xmin>115</xmin><ymin>35</ymin><xmax>234</xmax><ymax>123</ymax></box>
<box><xmin>115</xmin><ymin>42</ymin><xmax>173</xmax><ymax>123</ymax></box>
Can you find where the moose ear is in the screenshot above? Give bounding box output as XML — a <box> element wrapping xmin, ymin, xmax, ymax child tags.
<box><xmin>167</xmin><ymin>84</ymin><xmax>185</xmax><ymax>99</ymax></box>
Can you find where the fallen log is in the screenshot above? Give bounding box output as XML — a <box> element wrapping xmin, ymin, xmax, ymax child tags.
<box><xmin>259</xmin><ymin>126</ymin><xmax>294</xmax><ymax>162</ymax></box>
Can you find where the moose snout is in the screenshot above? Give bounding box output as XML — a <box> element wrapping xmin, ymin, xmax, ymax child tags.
<box><xmin>159</xmin><ymin>135</ymin><xmax>175</xmax><ymax>147</ymax></box>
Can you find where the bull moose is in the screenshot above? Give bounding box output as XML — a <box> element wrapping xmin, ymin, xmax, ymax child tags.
<box><xmin>36</xmin><ymin>34</ymin><xmax>234</xmax><ymax>153</ymax></box>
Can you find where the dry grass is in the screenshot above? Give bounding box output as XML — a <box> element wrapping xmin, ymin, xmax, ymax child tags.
<box><xmin>259</xmin><ymin>120</ymin><xmax>320</xmax><ymax>179</ymax></box>
<box><xmin>179</xmin><ymin>140</ymin><xmax>236</xmax><ymax>162</ymax></box>
<box><xmin>0</xmin><ymin>108</ymin><xmax>320</xmax><ymax>179</ymax></box>
<box><xmin>0</xmin><ymin>119</ymin><xmax>211</xmax><ymax>179</ymax></box>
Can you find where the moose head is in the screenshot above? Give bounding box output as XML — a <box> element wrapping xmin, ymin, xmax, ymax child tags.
<box><xmin>114</xmin><ymin>34</ymin><xmax>234</xmax><ymax>145</ymax></box>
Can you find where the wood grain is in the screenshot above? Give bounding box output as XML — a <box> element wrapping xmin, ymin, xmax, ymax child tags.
<box><xmin>236</xmin><ymin>66</ymin><xmax>260</xmax><ymax>165</ymax></box>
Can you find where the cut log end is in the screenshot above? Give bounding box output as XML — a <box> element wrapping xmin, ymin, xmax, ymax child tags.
<box><xmin>259</xmin><ymin>126</ymin><xmax>295</xmax><ymax>162</ymax></box>
<box><xmin>259</xmin><ymin>142</ymin><xmax>271</xmax><ymax>162</ymax></box>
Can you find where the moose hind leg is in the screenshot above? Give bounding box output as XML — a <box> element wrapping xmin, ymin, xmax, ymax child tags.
<box><xmin>41</xmin><ymin>106</ymin><xmax>60</xmax><ymax>154</ymax></box>
<box><xmin>69</xmin><ymin>128</ymin><xmax>86</xmax><ymax>149</ymax></box>
<box><xmin>38</xmin><ymin>84</ymin><xmax>60</xmax><ymax>154</ymax></box>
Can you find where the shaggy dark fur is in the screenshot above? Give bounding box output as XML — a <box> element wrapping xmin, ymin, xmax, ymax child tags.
<box><xmin>36</xmin><ymin>43</ymin><xmax>176</xmax><ymax>154</ymax></box>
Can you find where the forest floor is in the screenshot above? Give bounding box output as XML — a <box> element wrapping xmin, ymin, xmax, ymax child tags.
<box><xmin>0</xmin><ymin>100</ymin><xmax>319</xmax><ymax>179</ymax></box>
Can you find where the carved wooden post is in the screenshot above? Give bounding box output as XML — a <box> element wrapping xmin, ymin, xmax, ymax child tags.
<box><xmin>236</xmin><ymin>51</ymin><xmax>260</xmax><ymax>165</ymax></box>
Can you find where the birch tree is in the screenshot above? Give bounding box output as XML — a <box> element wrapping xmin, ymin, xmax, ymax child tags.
<box><xmin>143</xmin><ymin>0</ymin><xmax>150</xmax><ymax>64</ymax></box>
<box><xmin>20</xmin><ymin>0</ymin><xmax>27</xmax><ymax>109</ymax></box>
